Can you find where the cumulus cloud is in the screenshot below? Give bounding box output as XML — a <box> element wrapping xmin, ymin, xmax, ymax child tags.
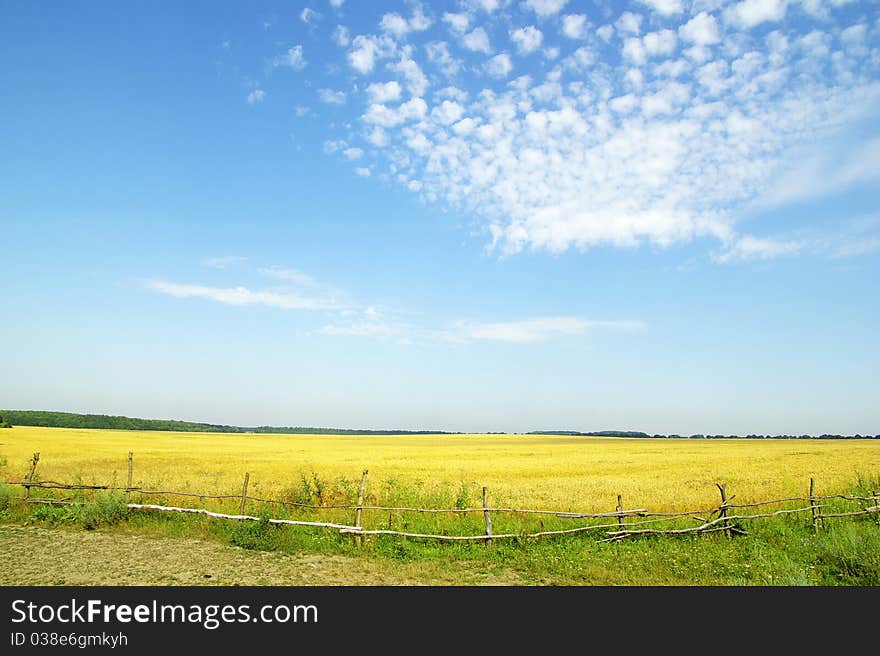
<box><xmin>318</xmin><ymin>88</ymin><xmax>347</xmax><ymax>104</ymax></box>
<box><xmin>300</xmin><ymin>8</ymin><xmax>321</xmax><ymax>25</ymax></box>
<box><xmin>246</xmin><ymin>89</ymin><xmax>265</xmax><ymax>105</ymax></box>
<box><xmin>510</xmin><ymin>26</ymin><xmax>543</xmax><ymax>54</ymax></box>
<box><xmin>485</xmin><ymin>53</ymin><xmax>514</xmax><ymax>77</ymax></box>
<box><xmin>363</xmin><ymin>97</ymin><xmax>427</xmax><ymax>127</ymax></box>
<box><xmin>380</xmin><ymin>7</ymin><xmax>431</xmax><ymax>38</ymax></box>
<box><xmin>561</xmin><ymin>14</ymin><xmax>587</xmax><ymax>39</ymax></box>
<box><xmin>274</xmin><ymin>45</ymin><xmax>306</xmax><ymax>70</ymax></box>
<box><xmin>679</xmin><ymin>12</ymin><xmax>720</xmax><ymax>46</ymax></box>
<box><xmin>332</xmin><ymin>25</ymin><xmax>350</xmax><ymax>47</ymax></box>
<box><xmin>522</xmin><ymin>0</ymin><xmax>569</xmax><ymax>18</ymax></box>
<box><xmin>725</xmin><ymin>0</ymin><xmax>789</xmax><ymax>29</ymax></box>
<box><xmin>367</xmin><ymin>80</ymin><xmax>403</xmax><ymax>103</ymax></box>
<box><xmin>462</xmin><ymin>27</ymin><xmax>492</xmax><ymax>53</ymax></box>
<box><xmin>347</xmin><ymin>34</ymin><xmax>395</xmax><ymax>74</ymax></box>
<box><xmin>616</xmin><ymin>12</ymin><xmax>643</xmax><ymax>36</ymax></box>
<box><xmin>426</xmin><ymin>41</ymin><xmax>462</xmax><ymax>77</ymax></box>
<box><xmin>638</xmin><ymin>0</ymin><xmax>684</xmax><ymax>16</ymax></box>
<box><xmin>442</xmin><ymin>12</ymin><xmax>471</xmax><ymax>35</ymax></box>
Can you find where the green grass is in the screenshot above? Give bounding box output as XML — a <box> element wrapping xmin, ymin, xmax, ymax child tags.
<box><xmin>2</xmin><ymin>475</ymin><xmax>879</xmax><ymax>585</ymax></box>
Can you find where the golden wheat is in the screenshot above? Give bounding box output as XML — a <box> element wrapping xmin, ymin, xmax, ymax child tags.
<box><xmin>2</xmin><ymin>425</ymin><xmax>878</xmax><ymax>511</ymax></box>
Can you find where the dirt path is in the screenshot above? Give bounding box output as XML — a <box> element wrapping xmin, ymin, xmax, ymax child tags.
<box><xmin>0</xmin><ymin>525</ymin><xmax>521</xmax><ymax>586</ymax></box>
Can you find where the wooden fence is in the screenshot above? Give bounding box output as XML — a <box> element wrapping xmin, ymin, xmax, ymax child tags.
<box><xmin>3</xmin><ymin>452</ymin><xmax>879</xmax><ymax>543</ymax></box>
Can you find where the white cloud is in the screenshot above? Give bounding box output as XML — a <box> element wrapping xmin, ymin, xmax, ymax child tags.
<box><xmin>562</xmin><ymin>14</ymin><xmax>587</xmax><ymax>39</ymax></box>
<box><xmin>380</xmin><ymin>7</ymin><xmax>431</xmax><ymax>38</ymax></box>
<box><xmin>754</xmin><ymin>134</ymin><xmax>880</xmax><ymax>211</ymax></box>
<box><xmin>442</xmin><ymin>12</ymin><xmax>470</xmax><ymax>35</ymax></box>
<box><xmin>318</xmin><ymin>88</ymin><xmax>347</xmax><ymax>104</ymax></box>
<box><xmin>274</xmin><ymin>45</ymin><xmax>306</xmax><ymax>70</ymax></box>
<box><xmin>332</xmin><ymin>25</ymin><xmax>350</xmax><ymax>47</ymax></box>
<box><xmin>367</xmin><ymin>80</ymin><xmax>403</xmax><ymax>103</ymax></box>
<box><xmin>486</xmin><ymin>53</ymin><xmax>514</xmax><ymax>77</ymax></box>
<box><xmin>462</xmin><ymin>27</ymin><xmax>492</xmax><ymax>53</ymax></box>
<box><xmin>321</xmin><ymin>320</ymin><xmax>410</xmax><ymax>339</ymax></box>
<box><xmin>367</xmin><ymin>126</ymin><xmax>389</xmax><ymax>146</ymax></box>
<box><xmin>431</xmin><ymin>100</ymin><xmax>465</xmax><ymax>124</ymax></box>
<box><xmin>464</xmin><ymin>0</ymin><xmax>506</xmax><ymax>11</ymax></box>
<box><xmin>329</xmin><ymin>0</ymin><xmax>344</xmax><ymax>8</ymax></box>
<box><xmin>643</xmin><ymin>30</ymin><xmax>678</xmax><ymax>57</ymax></box>
<box><xmin>426</xmin><ymin>41</ymin><xmax>462</xmax><ymax>76</ymax></box>
<box><xmin>204</xmin><ymin>256</ymin><xmax>247</xmax><ymax>269</ymax></box>
<box><xmin>622</xmin><ymin>38</ymin><xmax>647</xmax><ymax>65</ymax></box>
<box><xmin>348</xmin><ymin>34</ymin><xmax>395</xmax><ymax>74</ymax></box>
<box><xmin>258</xmin><ymin>266</ymin><xmax>317</xmax><ymax>286</ymax></box>
<box><xmin>725</xmin><ymin>0</ymin><xmax>789</xmax><ymax>29</ymax></box>
<box><xmin>300</xmin><ymin>8</ymin><xmax>321</xmax><ymax>25</ymax></box>
<box><xmin>389</xmin><ymin>54</ymin><xmax>429</xmax><ymax>96</ymax></box>
<box><xmin>363</xmin><ymin>97</ymin><xmax>428</xmax><ymax>127</ymax></box>
<box><xmin>246</xmin><ymin>89</ymin><xmax>265</xmax><ymax>105</ymax></box>
<box><xmin>355</xmin><ymin>167</ymin><xmax>372</xmax><ymax>177</ymax></box>
<box><xmin>638</xmin><ymin>0</ymin><xmax>684</xmax><ymax>16</ymax></box>
<box><xmin>452</xmin><ymin>317</ymin><xmax>646</xmax><ymax>344</ymax></box>
<box><xmin>522</xmin><ymin>0</ymin><xmax>569</xmax><ymax>18</ymax></box>
<box><xmin>596</xmin><ymin>24</ymin><xmax>614</xmax><ymax>42</ymax></box>
<box><xmin>616</xmin><ymin>12</ymin><xmax>643</xmax><ymax>36</ymax></box>
<box><xmin>308</xmin><ymin>0</ymin><xmax>880</xmax><ymax>261</ymax></box>
<box><xmin>679</xmin><ymin>12</ymin><xmax>720</xmax><ymax>47</ymax></box>
<box><xmin>511</xmin><ymin>26</ymin><xmax>543</xmax><ymax>54</ymax></box>
<box><xmin>381</xmin><ymin>12</ymin><xmax>410</xmax><ymax>38</ymax></box>
<box><xmin>145</xmin><ymin>281</ymin><xmax>340</xmax><ymax>311</ymax></box>
<box><xmin>343</xmin><ymin>147</ymin><xmax>364</xmax><ymax>160</ymax></box>
<box><xmin>714</xmin><ymin>235</ymin><xmax>805</xmax><ymax>262</ymax></box>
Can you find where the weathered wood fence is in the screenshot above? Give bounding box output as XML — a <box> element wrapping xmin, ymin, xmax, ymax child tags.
<box><xmin>4</xmin><ymin>452</ymin><xmax>879</xmax><ymax>543</ymax></box>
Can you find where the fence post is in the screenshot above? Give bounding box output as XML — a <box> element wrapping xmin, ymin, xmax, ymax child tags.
<box><xmin>126</xmin><ymin>452</ymin><xmax>134</xmax><ymax>500</ymax></box>
<box><xmin>23</xmin><ymin>452</ymin><xmax>40</xmax><ymax>500</ymax></box>
<box><xmin>716</xmin><ymin>483</ymin><xmax>731</xmax><ymax>538</ymax></box>
<box><xmin>616</xmin><ymin>494</ymin><xmax>625</xmax><ymax>533</ymax></box>
<box><xmin>482</xmin><ymin>486</ymin><xmax>493</xmax><ymax>546</ymax></box>
<box><xmin>354</xmin><ymin>470</ymin><xmax>368</xmax><ymax>546</ymax></box>
<box><xmin>239</xmin><ymin>472</ymin><xmax>250</xmax><ymax>515</ymax></box>
<box><xmin>873</xmin><ymin>490</ymin><xmax>880</xmax><ymax>524</ymax></box>
<box><xmin>809</xmin><ymin>478</ymin><xmax>821</xmax><ymax>534</ymax></box>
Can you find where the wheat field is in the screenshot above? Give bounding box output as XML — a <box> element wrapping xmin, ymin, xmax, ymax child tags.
<box><xmin>2</xmin><ymin>425</ymin><xmax>879</xmax><ymax>512</ymax></box>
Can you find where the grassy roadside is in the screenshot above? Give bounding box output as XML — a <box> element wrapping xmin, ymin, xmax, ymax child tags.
<box><xmin>2</xmin><ymin>478</ymin><xmax>879</xmax><ymax>586</ymax></box>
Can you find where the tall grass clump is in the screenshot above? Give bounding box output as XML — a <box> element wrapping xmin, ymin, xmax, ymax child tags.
<box><xmin>74</xmin><ymin>492</ymin><xmax>130</xmax><ymax>530</ymax></box>
<box><xmin>0</xmin><ymin>483</ymin><xmax>16</xmax><ymax>512</ymax></box>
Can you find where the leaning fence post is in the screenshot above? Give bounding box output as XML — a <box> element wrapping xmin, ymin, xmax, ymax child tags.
<box><xmin>354</xmin><ymin>470</ymin><xmax>368</xmax><ymax>546</ymax></box>
<box><xmin>616</xmin><ymin>494</ymin><xmax>625</xmax><ymax>533</ymax></box>
<box><xmin>716</xmin><ymin>483</ymin><xmax>731</xmax><ymax>538</ymax></box>
<box><xmin>239</xmin><ymin>472</ymin><xmax>250</xmax><ymax>515</ymax></box>
<box><xmin>23</xmin><ymin>452</ymin><xmax>40</xmax><ymax>500</ymax></box>
<box><xmin>126</xmin><ymin>452</ymin><xmax>134</xmax><ymax>500</ymax></box>
<box><xmin>482</xmin><ymin>486</ymin><xmax>493</xmax><ymax>546</ymax></box>
<box><xmin>809</xmin><ymin>478</ymin><xmax>821</xmax><ymax>534</ymax></box>
<box><xmin>873</xmin><ymin>490</ymin><xmax>880</xmax><ymax>524</ymax></box>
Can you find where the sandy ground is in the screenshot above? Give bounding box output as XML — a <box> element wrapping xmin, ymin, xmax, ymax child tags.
<box><xmin>0</xmin><ymin>525</ymin><xmax>521</xmax><ymax>586</ymax></box>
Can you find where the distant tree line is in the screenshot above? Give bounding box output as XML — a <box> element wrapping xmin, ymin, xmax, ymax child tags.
<box><xmin>2</xmin><ymin>411</ymin><xmax>876</xmax><ymax>438</ymax></box>
<box><xmin>531</xmin><ymin>430</ymin><xmax>880</xmax><ymax>439</ymax></box>
<box><xmin>0</xmin><ymin>411</ymin><xmax>455</xmax><ymax>436</ymax></box>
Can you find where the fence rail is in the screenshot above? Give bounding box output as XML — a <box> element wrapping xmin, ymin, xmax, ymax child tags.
<box><xmin>3</xmin><ymin>452</ymin><xmax>879</xmax><ymax>544</ymax></box>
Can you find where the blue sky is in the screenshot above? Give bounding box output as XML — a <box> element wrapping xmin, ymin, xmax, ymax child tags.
<box><xmin>1</xmin><ymin>0</ymin><xmax>878</xmax><ymax>434</ymax></box>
